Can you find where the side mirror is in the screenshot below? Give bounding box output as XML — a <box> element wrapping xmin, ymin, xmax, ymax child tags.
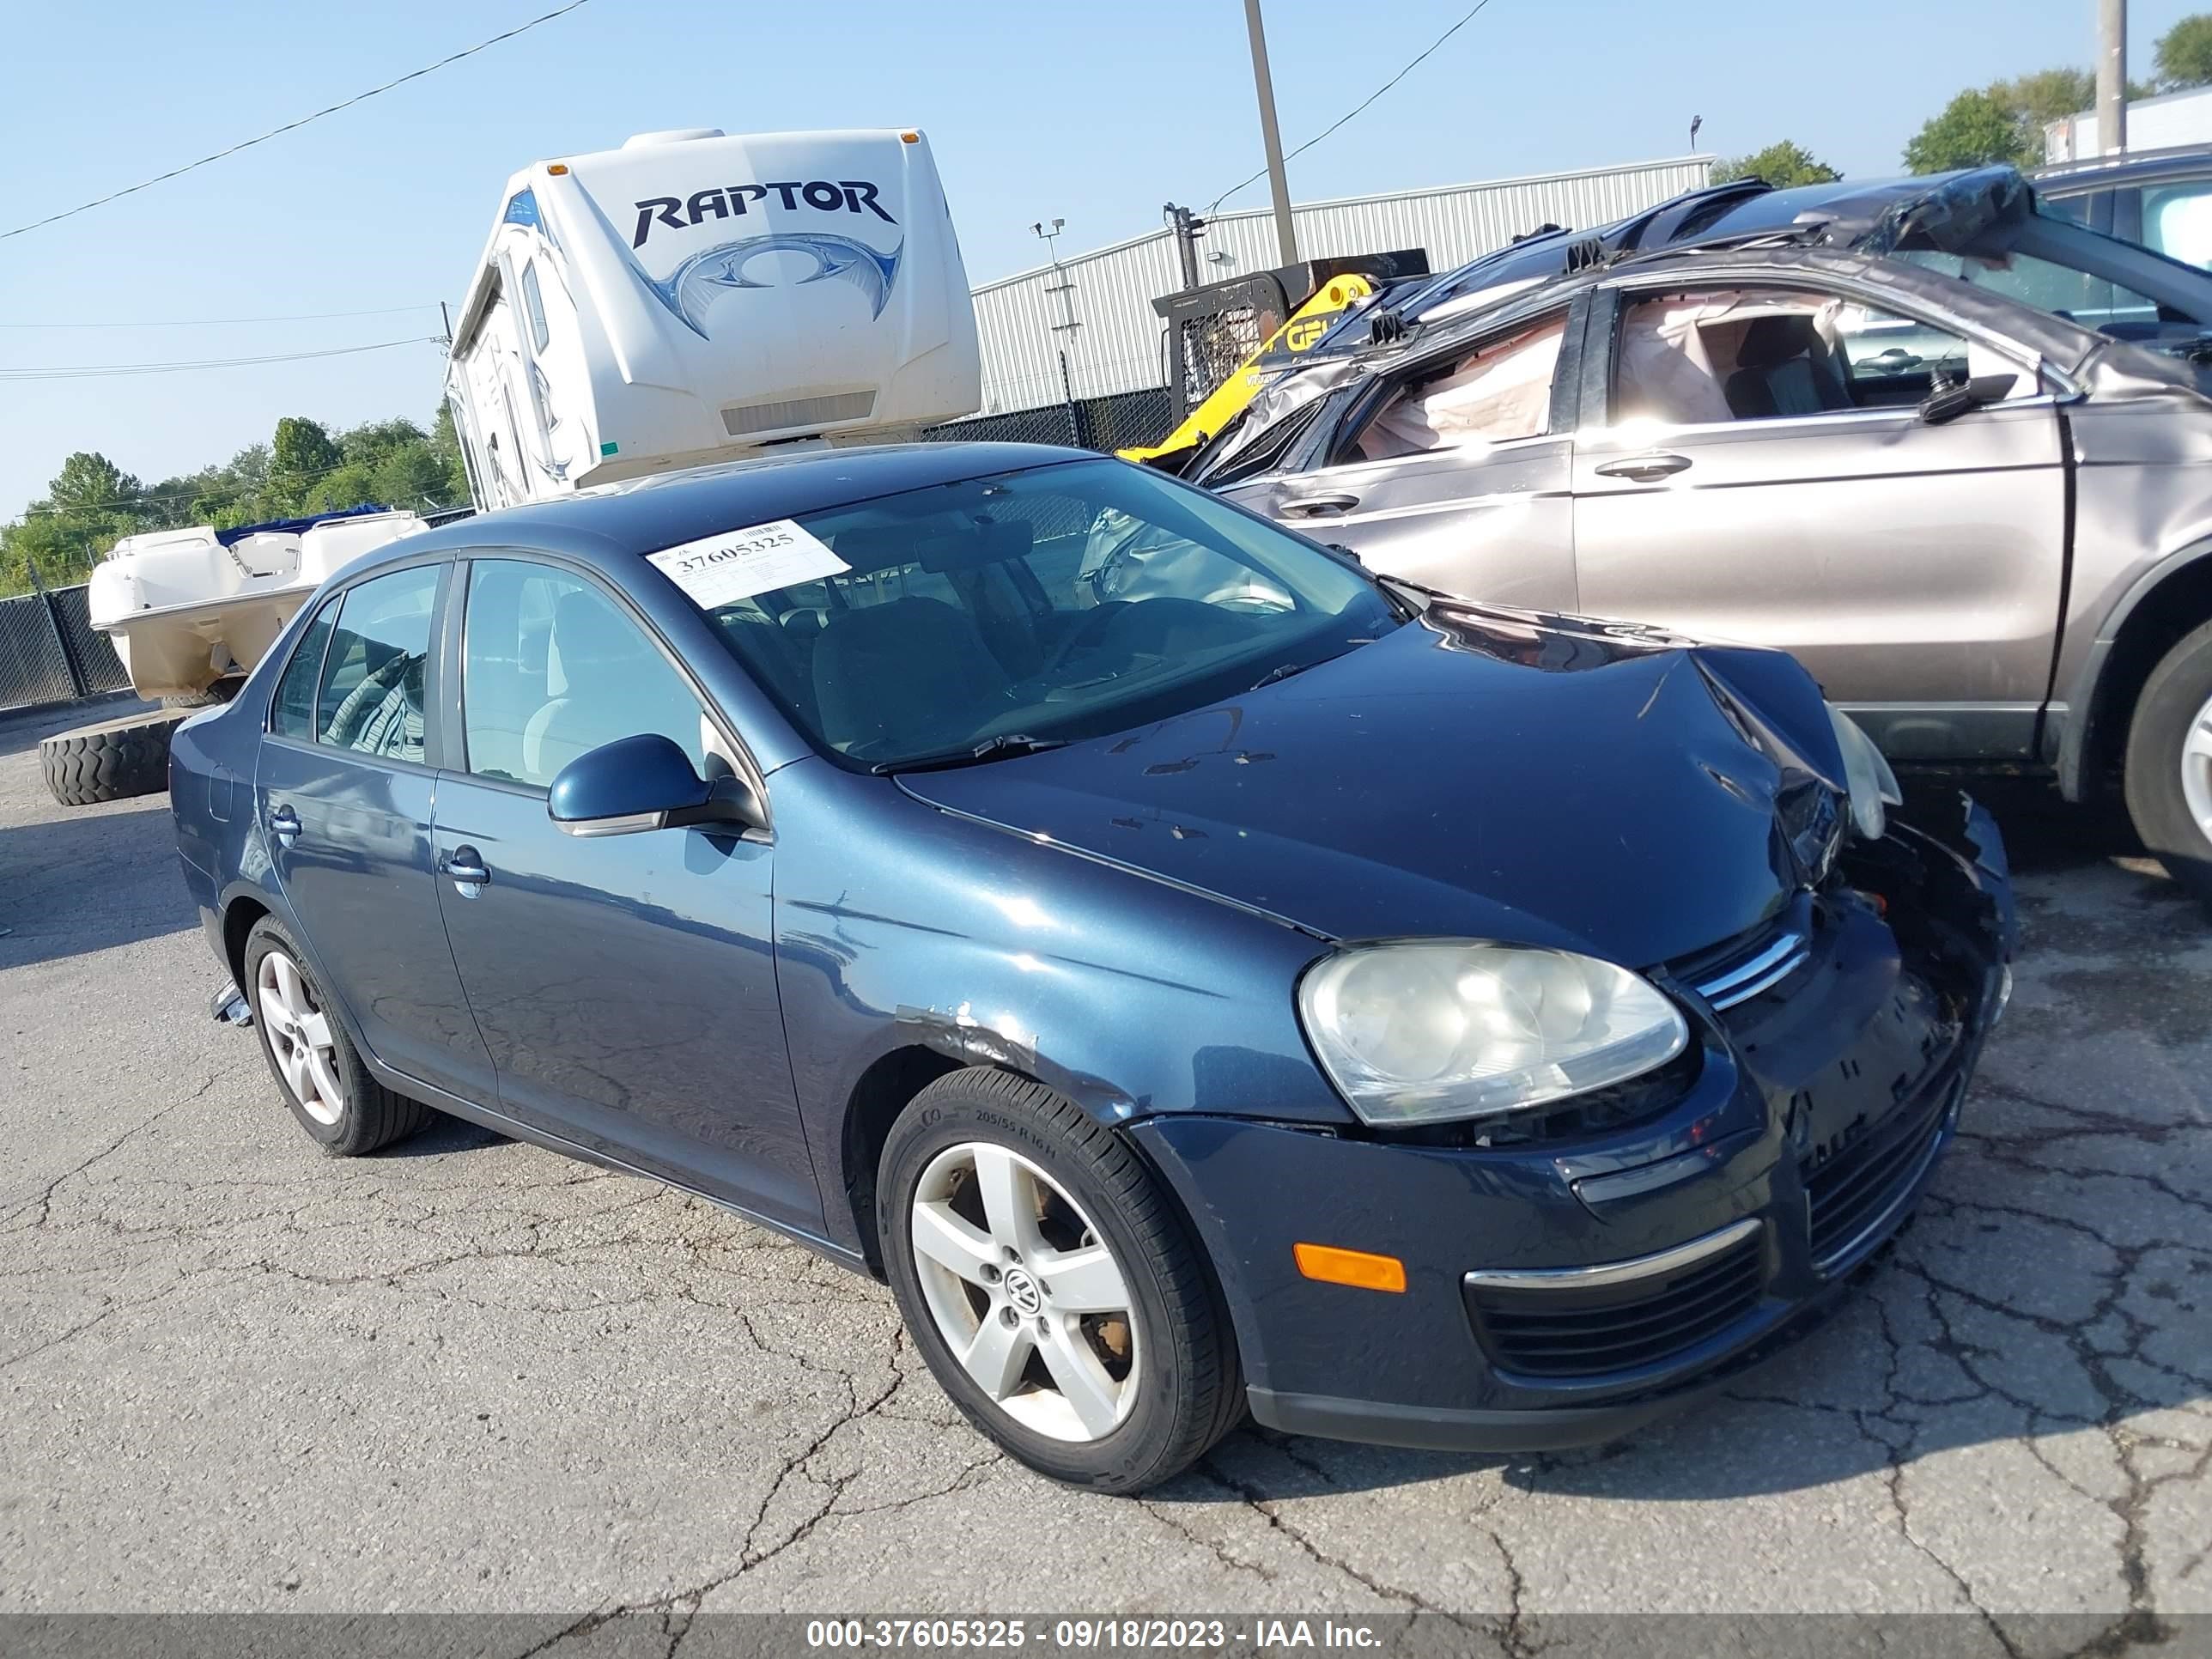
<box><xmin>1918</xmin><ymin>373</ymin><xmax>2020</xmax><ymax>426</ymax></box>
<box><xmin>547</xmin><ymin>733</ymin><xmax>764</xmax><ymax>838</ymax></box>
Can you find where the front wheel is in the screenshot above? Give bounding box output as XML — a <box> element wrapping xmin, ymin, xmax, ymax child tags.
<box><xmin>2125</xmin><ymin>620</ymin><xmax>2212</xmax><ymax>908</ymax></box>
<box><xmin>878</xmin><ymin>1068</ymin><xmax>1242</xmax><ymax>1492</ymax></box>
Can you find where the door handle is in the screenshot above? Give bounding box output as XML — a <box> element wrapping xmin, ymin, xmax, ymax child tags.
<box><xmin>442</xmin><ymin>846</ymin><xmax>490</xmax><ymax>897</ymax></box>
<box><xmin>1594</xmin><ymin>453</ymin><xmax>1692</xmax><ymax>483</ymax></box>
<box><xmin>1281</xmin><ymin>492</ymin><xmax>1360</xmax><ymax>518</ymax></box>
<box><xmin>267</xmin><ymin>805</ymin><xmax>301</xmax><ymax>847</ymax></box>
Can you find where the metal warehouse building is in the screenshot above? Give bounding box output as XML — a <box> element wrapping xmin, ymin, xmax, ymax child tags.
<box><xmin>968</xmin><ymin>155</ymin><xmax>1713</xmax><ymax>416</ymax></box>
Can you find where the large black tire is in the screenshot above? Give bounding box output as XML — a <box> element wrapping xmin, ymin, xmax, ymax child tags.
<box><xmin>241</xmin><ymin>915</ymin><xmax>436</xmax><ymax>1156</ymax></box>
<box><xmin>2126</xmin><ymin>619</ymin><xmax>2212</xmax><ymax>908</ymax></box>
<box><xmin>39</xmin><ymin>708</ymin><xmax>186</xmax><ymax>806</ymax></box>
<box><xmin>878</xmin><ymin>1067</ymin><xmax>1243</xmax><ymax>1493</ymax></box>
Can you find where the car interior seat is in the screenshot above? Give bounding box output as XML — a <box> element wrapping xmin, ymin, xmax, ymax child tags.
<box><xmin>811</xmin><ymin>595</ymin><xmax>1012</xmax><ymax>757</ymax></box>
<box><xmin>523</xmin><ymin>589</ymin><xmax>687</xmax><ymax>783</ymax></box>
<box><xmin>1723</xmin><ymin>314</ymin><xmax>1854</xmax><ymax>419</ymax></box>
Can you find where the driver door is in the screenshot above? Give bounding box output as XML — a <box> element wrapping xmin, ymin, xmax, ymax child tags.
<box><xmin>1571</xmin><ymin>280</ymin><xmax>2067</xmax><ymax>760</ymax></box>
<box><xmin>429</xmin><ymin>555</ymin><xmax>820</xmax><ymax>1232</ymax></box>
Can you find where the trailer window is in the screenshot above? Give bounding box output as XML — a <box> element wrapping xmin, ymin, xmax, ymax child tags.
<box><xmin>521</xmin><ymin>262</ymin><xmax>550</xmax><ymax>353</ymax></box>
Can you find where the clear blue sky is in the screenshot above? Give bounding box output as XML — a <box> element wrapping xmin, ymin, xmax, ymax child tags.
<box><xmin>0</xmin><ymin>0</ymin><xmax>2195</xmax><ymax>520</ymax></box>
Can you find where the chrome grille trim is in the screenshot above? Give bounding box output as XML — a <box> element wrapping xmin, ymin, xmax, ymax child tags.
<box><xmin>1693</xmin><ymin>929</ymin><xmax>1810</xmax><ymax>1010</ymax></box>
<box><xmin>1465</xmin><ymin>1216</ymin><xmax>1764</xmax><ymax>1291</ymax></box>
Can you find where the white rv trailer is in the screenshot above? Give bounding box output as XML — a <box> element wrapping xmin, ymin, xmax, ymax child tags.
<box><xmin>444</xmin><ymin>126</ymin><xmax>982</xmax><ymax>508</ymax></box>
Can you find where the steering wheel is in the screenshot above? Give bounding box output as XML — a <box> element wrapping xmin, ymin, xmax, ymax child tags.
<box><xmin>1034</xmin><ymin>600</ymin><xmax>1133</xmax><ymax>681</ymax></box>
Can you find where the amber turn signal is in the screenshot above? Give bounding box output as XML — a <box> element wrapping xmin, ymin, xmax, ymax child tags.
<box><xmin>1293</xmin><ymin>1243</ymin><xmax>1407</xmax><ymax>1293</ymax></box>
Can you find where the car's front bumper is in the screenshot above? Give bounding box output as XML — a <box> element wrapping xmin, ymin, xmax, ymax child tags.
<box><xmin>1127</xmin><ymin>808</ymin><xmax>2014</xmax><ymax>1453</ymax></box>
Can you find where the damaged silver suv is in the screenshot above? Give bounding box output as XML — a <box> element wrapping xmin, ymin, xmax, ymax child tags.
<box><xmin>1179</xmin><ymin>173</ymin><xmax>2212</xmax><ymax>903</ymax></box>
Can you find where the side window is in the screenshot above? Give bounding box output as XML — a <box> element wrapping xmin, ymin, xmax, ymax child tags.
<box><xmin>1898</xmin><ymin>247</ymin><xmax>2155</xmax><ymax>336</ymax></box>
<box><xmin>2142</xmin><ymin>180</ymin><xmax>2212</xmax><ymax>270</ymax></box>
<box><xmin>1612</xmin><ymin>288</ymin><xmax>2030</xmax><ymax>426</ymax></box>
<box><xmin>462</xmin><ymin>560</ymin><xmax>709</xmax><ymax>788</ymax></box>
<box><xmin>312</xmin><ymin>565</ymin><xmax>440</xmax><ymax>763</ymax></box>
<box><xmin>1343</xmin><ymin>313</ymin><xmax>1566</xmax><ymax>462</ymax></box>
<box><xmin>271</xmin><ymin>599</ymin><xmax>337</xmax><ymax>739</ymax></box>
<box><xmin>520</xmin><ymin>260</ymin><xmax>550</xmax><ymax>352</ymax></box>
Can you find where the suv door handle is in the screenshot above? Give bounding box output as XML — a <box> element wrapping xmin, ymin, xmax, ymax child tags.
<box><xmin>267</xmin><ymin>805</ymin><xmax>301</xmax><ymax>847</ymax></box>
<box><xmin>441</xmin><ymin>847</ymin><xmax>490</xmax><ymax>897</ymax></box>
<box><xmin>1594</xmin><ymin>453</ymin><xmax>1692</xmax><ymax>482</ymax></box>
<box><xmin>1281</xmin><ymin>492</ymin><xmax>1360</xmax><ymax>517</ymax></box>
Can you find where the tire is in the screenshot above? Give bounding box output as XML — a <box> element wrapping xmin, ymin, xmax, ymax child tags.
<box><xmin>162</xmin><ymin>678</ymin><xmax>242</xmax><ymax>709</ymax></box>
<box><xmin>2126</xmin><ymin>618</ymin><xmax>2212</xmax><ymax>909</ymax></box>
<box><xmin>878</xmin><ymin>1067</ymin><xmax>1242</xmax><ymax>1493</ymax></box>
<box><xmin>39</xmin><ymin>708</ymin><xmax>186</xmax><ymax>806</ymax></box>
<box><xmin>241</xmin><ymin>915</ymin><xmax>435</xmax><ymax>1156</ymax></box>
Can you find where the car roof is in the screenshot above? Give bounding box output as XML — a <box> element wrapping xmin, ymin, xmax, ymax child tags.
<box><xmin>392</xmin><ymin>442</ymin><xmax>1096</xmax><ymax>568</ymax></box>
<box><xmin>2032</xmin><ymin>143</ymin><xmax>2212</xmax><ymax>192</ymax></box>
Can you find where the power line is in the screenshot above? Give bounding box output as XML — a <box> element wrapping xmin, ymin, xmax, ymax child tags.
<box><xmin>0</xmin><ymin>0</ymin><xmax>593</xmax><ymax>242</ymax></box>
<box><xmin>0</xmin><ymin>337</ymin><xmax>441</xmax><ymax>382</ymax></box>
<box><xmin>1206</xmin><ymin>0</ymin><xmax>1498</xmax><ymax>216</ymax></box>
<box><xmin>0</xmin><ymin>304</ymin><xmax>442</xmax><ymax>331</ymax></box>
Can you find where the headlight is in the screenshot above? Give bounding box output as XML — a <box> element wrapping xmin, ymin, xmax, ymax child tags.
<box><xmin>1828</xmin><ymin>705</ymin><xmax>1902</xmax><ymax>841</ymax></box>
<box><xmin>1298</xmin><ymin>942</ymin><xmax>1689</xmax><ymax>1126</ymax></box>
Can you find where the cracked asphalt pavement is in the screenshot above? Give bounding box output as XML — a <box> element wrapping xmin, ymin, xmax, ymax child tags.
<box><xmin>2</xmin><ymin>698</ymin><xmax>2207</xmax><ymax>1632</ymax></box>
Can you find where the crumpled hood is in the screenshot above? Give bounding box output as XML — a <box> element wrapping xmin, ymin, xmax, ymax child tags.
<box><xmin>898</xmin><ymin>602</ymin><xmax>1856</xmax><ymax>968</ymax></box>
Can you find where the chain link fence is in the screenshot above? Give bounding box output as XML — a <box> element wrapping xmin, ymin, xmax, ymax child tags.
<box><xmin>0</xmin><ymin>584</ymin><xmax>131</xmax><ymax>714</ymax></box>
<box><xmin>922</xmin><ymin>386</ymin><xmax>1177</xmax><ymax>458</ymax></box>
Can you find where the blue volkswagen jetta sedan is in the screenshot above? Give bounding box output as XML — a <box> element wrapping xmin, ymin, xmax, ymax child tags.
<box><xmin>169</xmin><ymin>443</ymin><xmax>2014</xmax><ymax>1492</ymax></box>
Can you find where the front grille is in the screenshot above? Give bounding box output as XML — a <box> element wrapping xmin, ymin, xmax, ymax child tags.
<box><xmin>1675</xmin><ymin>891</ymin><xmax>1815</xmax><ymax>1012</ymax></box>
<box><xmin>1465</xmin><ymin>1220</ymin><xmax>1767</xmax><ymax>1380</ymax></box>
<box><xmin>721</xmin><ymin>389</ymin><xmax>875</xmax><ymax>437</ymax></box>
<box><xmin>1805</xmin><ymin>1075</ymin><xmax>1960</xmax><ymax>1271</ymax></box>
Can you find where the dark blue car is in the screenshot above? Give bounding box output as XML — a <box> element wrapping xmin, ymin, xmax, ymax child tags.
<box><xmin>169</xmin><ymin>443</ymin><xmax>2015</xmax><ymax>1492</ymax></box>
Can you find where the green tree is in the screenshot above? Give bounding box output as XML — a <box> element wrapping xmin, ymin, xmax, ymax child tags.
<box><xmin>1711</xmin><ymin>140</ymin><xmax>1841</xmax><ymax>188</ymax></box>
<box><xmin>46</xmin><ymin>452</ymin><xmax>141</xmax><ymax>519</ymax></box>
<box><xmin>1905</xmin><ymin>88</ymin><xmax>2030</xmax><ymax>172</ymax></box>
<box><xmin>2157</xmin><ymin>14</ymin><xmax>2212</xmax><ymax>89</ymax></box>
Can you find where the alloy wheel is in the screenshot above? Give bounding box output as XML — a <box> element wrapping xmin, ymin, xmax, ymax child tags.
<box><xmin>908</xmin><ymin>1140</ymin><xmax>1139</xmax><ymax>1442</ymax></box>
<box><xmin>256</xmin><ymin>950</ymin><xmax>344</xmax><ymax>1127</ymax></box>
<box><xmin>2182</xmin><ymin>690</ymin><xmax>2212</xmax><ymax>848</ymax></box>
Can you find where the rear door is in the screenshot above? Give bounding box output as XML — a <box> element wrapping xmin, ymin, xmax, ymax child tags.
<box><xmin>429</xmin><ymin>555</ymin><xmax>819</xmax><ymax>1231</ymax></box>
<box><xmin>256</xmin><ymin>561</ymin><xmax>496</xmax><ymax>1102</ymax></box>
<box><xmin>1216</xmin><ymin>303</ymin><xmax>1582</xmax><ymax>611</ymax></box>
<box><xmin>1571</xmin><ymin>277</ymin><xmax>2067</xmax><ymax>760</ymax></box>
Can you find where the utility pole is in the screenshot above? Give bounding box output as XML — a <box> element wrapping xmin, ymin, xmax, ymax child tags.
<box><xmin>1164</xmin><ymin>204</ymin><xmax>1206</xmax><ymax>291</ymax></box>
<box><xmin>1242</xmin><ymin>0</ymin><xmax>1298</xmax><ymax>265</ymax></box>
<box><xmin>2099</xmin><ymin>0</ymin><xmax>2128</xmax><ymax>155</ymax></box>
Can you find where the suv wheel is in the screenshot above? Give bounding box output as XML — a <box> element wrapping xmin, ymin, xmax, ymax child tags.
<box><xmin>2126</xmin><ymin>618</ymin><xmax>2212</xmax><ymax>907</ymax></box>
<box><xmin>242</xmin><ymin>916</ymin><xmax>435</xmax><ymax>1154</ymax></box>
<box><xmin>878</xmin><ymin>1068</ymin><xmax>1242</xmax><ymax>1492</ymax></box>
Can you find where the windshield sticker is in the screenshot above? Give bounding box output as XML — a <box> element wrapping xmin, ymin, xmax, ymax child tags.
<box><xmin>647</xmin><ymin>520</ymin><xmax>850</xmax><ymax>608</ymax></box>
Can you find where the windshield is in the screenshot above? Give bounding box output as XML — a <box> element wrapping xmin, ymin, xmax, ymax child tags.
<box><xmin>678</xmin><ymin>458</ymin><xmax>1402</xmax><ymax>770</ymax></box>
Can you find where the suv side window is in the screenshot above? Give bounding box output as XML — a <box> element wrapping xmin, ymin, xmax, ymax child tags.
<box><xmin>462</xmin><ymin>559</ymin><xmax>710</xmax><ymax>788</ymax></box>
<box><xmin>1339</xmin><ymin>312</ymin><xmax>1567</xmax><ymax>463</ymax></box>
<box><xmin>271</xmin><ymin>599</ymin><xmax>338</xmax><ymax>740</ymax></box>
<box><xmin>311</xmin><ymin>565</ymin><xmax>440</xmax><ymax>763</ymax></box>
<box><xmin>2142</xmin><ymin>179</ymin><xmax>2212</xmax><ymax>270</ymax></box>
<box><xmin>1611</xmin><ymin>287</ymin><xmax>2033</xmax><ymax>425</ymax></box>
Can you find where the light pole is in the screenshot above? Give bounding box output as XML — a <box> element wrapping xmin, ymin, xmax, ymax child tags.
<box><xmin>1242</xmin><ymin>0</ymin><xmax>1298</xmax><ymax>265</ymax></box>
<box><xmin>1033</xmin><ymin>218</ymin><xmax>1082</xmax><ymax>444</ymax></box>
<box><xmin>2098</xmin><ymin>0</ymin><xmax>2129</xmax><ymax>155</ymax></box>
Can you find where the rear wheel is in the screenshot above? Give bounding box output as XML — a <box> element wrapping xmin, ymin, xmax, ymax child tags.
<box><xmin>2125</xmin><ymin>619</ymin><xmax>2212</xmax><ymax>908</ymax></box>
<box><xmin>878</xmin><ymin>1067</ymin><xmax>1241</xmax><ymax>1492</ymax></box>
<box><xmin>39</xmin><ymin>708</ymin><xmax>186</xmax><ymax>806</ymax></box>
<box><xmin>242</xmin><ymin>916</ymin><xmax>434</xmax><ymax>1155</ymax></box>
